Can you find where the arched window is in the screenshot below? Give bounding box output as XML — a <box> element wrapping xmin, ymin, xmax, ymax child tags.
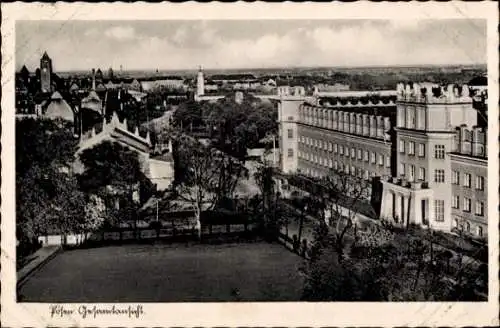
<box><xmin>477</xmin><ymin>226</ymin><xmax>483</xmax><ymax>237</ymax></box>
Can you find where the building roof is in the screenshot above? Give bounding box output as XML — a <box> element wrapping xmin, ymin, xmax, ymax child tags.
<box><xmin>69</xmin><ymin>83</ymin><xmax>80</xmax><ymax>91</ymax></box>
<box><xmin>44</xmin><ymin>92</ymin><xmax>74</xmax><ymax>122</ymax></box>
<box><xmin>83</xmin><ymin>90</ymin><xmax>101</xmax><ymax>102</ymax></box>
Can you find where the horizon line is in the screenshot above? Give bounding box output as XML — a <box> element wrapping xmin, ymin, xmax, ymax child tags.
<box><xmin>21</xmin><ymin>62</ymin><xmax>487</xmax><ymax>74</ymax></box>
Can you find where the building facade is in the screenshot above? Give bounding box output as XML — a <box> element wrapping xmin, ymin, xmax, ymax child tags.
<box><xmin>278</xmin><ymin>82</ymin><xmax>488</xmax><ymax>240</ymax></box>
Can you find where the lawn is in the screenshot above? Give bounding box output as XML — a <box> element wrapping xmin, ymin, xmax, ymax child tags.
<box><xmin>18</xmin><ymin>242</ymin><xmax>305</xmax><ymax>302</ymax></box>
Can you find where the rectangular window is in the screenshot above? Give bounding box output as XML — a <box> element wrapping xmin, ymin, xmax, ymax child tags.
<box><xmin>351</xmin><ymin>148</ymin><xmax>356</xmax><ymax>159</ymax></box>
<box><xmin>434</xmin><ymin>200</ymin><xmax>445</xmax><ymax>222</ymax></box>
<box><xmin>399</xmin><ymin>140</ymin><xmax>405</xmax><ymax>153</ymax></box>
<box><xmin>334</xmin><ymin>161</ymin><xmax>338</xmax><ymax>170</ymax></box>
<box><xmin>378</xmin><ymin>154</ymin><xmax>384</xmax><ymax>166</ymax></box>
<box><xmin>419</xmin><ymin>167</ymin><xmax>426</xmax><ymax>181</ymax></box>
<box><xmin>400</xmin><ymin>163</ymin><xmax>406</xmax><ymax>176</ymax></box>
<box><xmin>409</xmin><ymin>164</ymin><xmax>415</xmax><ymax>181</ymax></box>
<box><xmin>452</xmin><ymin>196</ymin><xmax>460</xmax><ymax>209</ymax></box>
<box><xmin>408</xmin><ymin>141</ymin><xmax>415</xmax><ymax>155</ymax></box>
<box><xmin>418</xmin><ymin>143</ymin><xmax>425</xmax><ymax>157</ymax></box>
<box><xmin>339</xmin><ymin>145</ymin><xmax>344</xmax><ymax>155</ymax></box>
<box><xmin>328</xmin><ymin>142</ymin><xmax>333</xmax><ymax>152</ymax></box>
<box><xmin>475</xmin><ymin>201</ymin><xmax>484</xmax><ymax>216</ymax></box>
<box><xmin>452</xmin><ymin>170</ymin><xmax>460</xmax><ymax>185</ymax></box>
<box><xmin>463</xmin><ymin>198</ymin><xmax>471</xmax><ymax>212</ymax></box>
<box><xmin>475</xmin><ymin>176</ymin><xmax>484</xmax><ymax>191</ymax></box>
<box><xmin>371</xmin><ymin>152</ymin><xmax>376</xmax><ymax>164</ymax></box>
<box><xmin>386</xmin><ymin>156</ymin><xmax>391</xmax><ymax>168</ymax></box>
<box><xmin>364</xmin><ymin>150</ymin><xmax>369</xmax><ymax>162</ymax></box>
<box><xmin>357</xmin><ymin>149</ymin><xmax>362</xmax><ymax>160</ymax></box>
<box><xmin>351</xmin><ymin>166</ymin><xmax>356</xmax><ymax>176</ymax></box>
<box><xmin>334</xmin><ymin>143</ymin><xmax>338</xmax><ymax>153</ymax></box>
<box><xmin>464</xmin><ymin>173</ymin><xmax>471</xmax><ymax>188</ymax></box>
<box><xmin>434</xmin><ymin>145</ymin><xmax>445</xmax><ymax>159</ymax></box>
<box><xmin>287</xmin><ymin>129</ymin><xmax>293</xmax><ymax>138</ymax></box>
<box><xmin>434</xmin><ymin>169</ymin><xmax>445</xmax><ymax>183</ymax></box>
<box><xmin>287</xmin><ymin>148</ymin><xmax>293</xmax><ymax>158</ymax></box>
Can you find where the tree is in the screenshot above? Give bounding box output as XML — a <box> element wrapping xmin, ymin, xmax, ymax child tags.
<box><xmin>175</xmin><ymin>135</ymin><xmax>248</xmax><ymax>238</ymax></box>
<box><xmin>16</xmin><ymin>118</ymin><xmax>82</xmax><ymax>244</ymax></box>
<box><xmin>254</xmin><ymin>165</ymin><xmax>278</xmax><ymax>237</ymax></box>
<box><xmin>172</xmin><ymin>100</ymin><xmax>202</xmax><ymax>131</ymax></box>
<box><xmin>77</xmin><ymin>141</ymin><xmax>154</xmax><ymax>224</ymax></box>
<box><xmin>303</xmin><ymin>221</ymin><xmax>486</xmax><ymax>301</ymax></box>
<box><xmin>314</xmin><ymin>170</ymin><xmax>371</xmax><ymax>258</ymax></box>
<box><xmin>175</xmin><ymin>136</ymin><xmax>220</xmax><ymax>238</ymax></box>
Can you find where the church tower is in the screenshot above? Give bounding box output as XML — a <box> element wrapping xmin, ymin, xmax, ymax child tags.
<box><xmin>40</xmin><ymin>51</ymin><xmax>53</xmax><ymax>93</ymax></box>
<box><xmin>196</xmin><ymin>66</ymin><xmax>205</xmax><ymax>97</ymax></box>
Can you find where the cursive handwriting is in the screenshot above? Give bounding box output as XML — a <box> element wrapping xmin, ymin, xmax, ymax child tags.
<box><xmin>49</xmin><ymin>305</ymin><xmax>144</xmax><ymax>319</ymax></box>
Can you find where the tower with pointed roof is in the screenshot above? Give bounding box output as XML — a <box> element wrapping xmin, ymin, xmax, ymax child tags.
<box><xmin>196</xmin><ymin>66</ymin><xmax>205</xmax><ymax>97</ymax></box>
<box><xmin>40</xmin><ymin>51</ymin><xmax>53</xmax><ymax>93</ymax></box>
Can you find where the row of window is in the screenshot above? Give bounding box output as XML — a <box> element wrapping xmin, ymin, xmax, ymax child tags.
<box><xmin>299</xmin><ymin>149</ymin><xmax>391</xmax><ymax>169</ymax></box>
<box><xmin>452</xmin><ymin>219</ymin><xmax>484</xmax><ymax>237</ymax></box>
<box><xmin>398</xmin><ymin>141</ymin><xmax>446</xmax><ymax>159</ymax></box>
<box><xmin>299</xmin><ymin>138</ymin><xmax>391</xmax><ymax>167</ymax></box>
<box><xmin>301</xmin><ymin>164</ymin><xmax>378</xmax><ymax>181</ymax></box>
<box><xmin>451</xmin><ymin>171</ymin><xmax>485</xmax><ymax>190</ymax></box>
<box><xmin>399</xmin><ymin>163</ymin><xmax>427</xmax><ymax>181</ymax></box>
<box><xmin>398</xmin><ymin>106</ymin><xmax>426</xmax><ymax>130</ymax></box>
<box><xmin>452</xmin><ymin>196</ymin><xmax>485</xmax><ymax>216</ymax></box>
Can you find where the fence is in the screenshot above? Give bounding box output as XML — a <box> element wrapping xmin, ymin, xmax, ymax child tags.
<box><xmin>37</xmin><ymin>223</ymin><xmax>259</xmax><ymax>247</ymax></box>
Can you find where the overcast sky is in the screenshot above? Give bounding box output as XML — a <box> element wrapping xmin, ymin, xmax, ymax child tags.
<box><xmin>16</xmin><ymin>19</ymin><xmax>486</xmax><ymax>72</ymax></box>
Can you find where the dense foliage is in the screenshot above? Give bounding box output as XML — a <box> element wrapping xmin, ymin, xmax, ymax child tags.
<box><xmin>173</xmin><ymin>94</ymin><xmax>277</xmax><ymax>158</ymax></box>
<box><xmin>16</xmin><ymin>118</ymin><xmax>85</xmax><ymax>243</ymax></box>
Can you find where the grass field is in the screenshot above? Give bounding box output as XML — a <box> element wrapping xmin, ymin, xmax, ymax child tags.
<box><xmin>18</xmin><ymin>242</ymin><xmax>305</xmax><ymax>302</ymax></box>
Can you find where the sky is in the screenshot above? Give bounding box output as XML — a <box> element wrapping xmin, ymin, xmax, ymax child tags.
<box><xmin>16</xmin><ymin>19</ymin><xmax>486</xmax><ymax>72</ymax></box>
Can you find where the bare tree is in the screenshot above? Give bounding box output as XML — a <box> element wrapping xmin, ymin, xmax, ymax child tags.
<box><xmin>175</xmin><ymin>135</ymin><xmax>247</xmax><ymax>238</ymax></box>
<box><xmin>320</xmin><ymin>170</ymin><xmax>371</xmax><ymax>256</ymax></box>
<box><xmin>288</xmin><ymin>170</ymin><xmax>371</xmax><ymax>258</ymax></box>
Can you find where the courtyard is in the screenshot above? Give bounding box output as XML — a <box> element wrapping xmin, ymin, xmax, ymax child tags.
<box><xmin>18</xmin><ymin>242</ymin><xmax>305</xmax><ymax>302</ymax></box>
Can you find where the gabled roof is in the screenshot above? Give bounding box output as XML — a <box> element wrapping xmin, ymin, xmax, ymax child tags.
<box><xmin>45</xmin><ymin>92</ymin><xmax>74</xmax><ymax>122</ymax></box>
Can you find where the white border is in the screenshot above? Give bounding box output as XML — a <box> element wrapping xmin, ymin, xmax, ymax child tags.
<box><xmin>2</xmin><ymin>2</ymin><xmax>499</xmax><ymax>327</ymax></box>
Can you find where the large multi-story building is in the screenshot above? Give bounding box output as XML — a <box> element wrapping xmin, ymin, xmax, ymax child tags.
<box><xmin>278</xmin><ymin>82</ymin><xmax>488</xmax><ymax>240</ymax></box>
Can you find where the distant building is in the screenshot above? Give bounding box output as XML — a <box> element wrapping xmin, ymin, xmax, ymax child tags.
<box><xmin>40</xmin><ymin>52</ymin><xmax>53</xmax><ymax>93</ymax></box>
<box><xmin>313</xmin><ymin>83</ymin><xmax>350</xmax><ymax>95</ymax></box>
<box><xmin>235</xmin><ymin>91</ymin><xmax>244</xmax><ymax>104</ymax></box>
<box><xmin>196</xmin><ymin>66</ymin><xmax>205</xmax><ymax>97</ymax></box>
<box><xmin>95</xmin><ymin>68</ymin><xmax>104</xmax><ymax>82</ymax></box>
<box><xmin>108</xmin><ymin>67</ymin><xmax>114</xmax><ymax>80</ymax></box>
